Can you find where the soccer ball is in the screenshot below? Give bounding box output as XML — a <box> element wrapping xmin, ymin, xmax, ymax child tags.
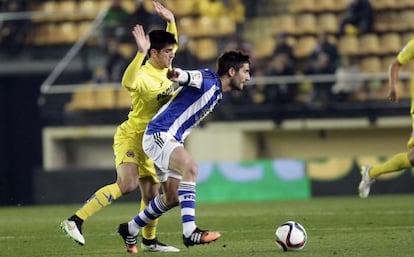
<box><xmin>275</xmin><ymin>221</ymin><xmax>307</xmax><ymax>251</ymax></box>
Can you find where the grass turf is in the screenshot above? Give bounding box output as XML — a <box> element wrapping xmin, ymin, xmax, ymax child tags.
<box><xmin>1</xmin><ymin>194</ymin><xmax>414</xmax><ymax>257</ymax></box>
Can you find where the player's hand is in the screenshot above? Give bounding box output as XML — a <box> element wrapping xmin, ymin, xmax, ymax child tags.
<box><xmin>153</xmin><ymin>1</ymin><xmax>175</xmax><ymax>23</ymax></box>
<box><xmin>132</xmin><ymin>24</ymin><xmax>150</xmax><ymax>54</ymax></box>
<box><xmin>167</xmin><ymin>68</ymin><xmax>180</xmax><ymax>82</ymax></box>
<box><xmin>388</xmin><ymin>83</ymin><xmax>399</xmax><ymax>103</ymax></box>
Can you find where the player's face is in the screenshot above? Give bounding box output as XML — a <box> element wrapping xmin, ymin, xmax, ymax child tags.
<box><xmin>230</xmin><ymin>63</ymin><xmax>250</xmax><ymax>91</ymax></box>
<box><xmin>152</xmin><ymin>44</ymin><xmax>175</xmax><ymax>68</ymax></box>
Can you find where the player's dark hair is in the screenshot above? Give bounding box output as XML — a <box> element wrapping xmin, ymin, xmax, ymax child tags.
<box><xmin>216</xmin><ymin>50</ymin><xmax>250</xmax><ymax>76</ymax></box>
<box><xmin>148</xmin><ymin>30</ymin><xmax>177</xmax><ymax>52</ymax></box>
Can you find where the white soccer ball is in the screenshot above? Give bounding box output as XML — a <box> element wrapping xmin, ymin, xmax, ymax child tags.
<box><xmin>275</xmin><ymin>221</ymin><xmax>307</xmax><ymax>251</ymax></box>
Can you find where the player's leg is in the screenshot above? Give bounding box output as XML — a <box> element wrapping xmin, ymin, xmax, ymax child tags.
<box><xmin>61</xmin><ymin>132</ymin><xmax>139</xmax><ymax>245</ymax></box>
<box><xmin>359</xmin><ymin>138</ymin><xmax>414</xmax><ymax>198</ymax></box>
<box><xmin>138</xmin><ymin>175</ymin><xmax>179</xmax><ymax>252</ymax></box>
<box><xmin>60</xmin><ymin>163</ymin><xmax>137</xmax><ymax>245</ymax></box>
<box><xmin>168</xmin><ymin>146</ymin><xmax>221</xmax><ymax>247</ymax></box>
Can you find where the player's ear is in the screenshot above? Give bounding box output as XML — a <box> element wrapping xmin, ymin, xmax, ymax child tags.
<box><xmin>228</xmin><ymin>67</ymin><xmax>236</xmax><ymax>77</ymax></box>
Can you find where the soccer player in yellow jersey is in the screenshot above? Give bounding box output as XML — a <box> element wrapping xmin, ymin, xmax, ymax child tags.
<box><xmin>60</xmin><ymin>1</ymin><xmax>179</xmax><ymax>253</ymax></box>
<box><xmin>359</xmin><ymin>39</ymin><xmax>414</xmax><ymax>198</ymax></box>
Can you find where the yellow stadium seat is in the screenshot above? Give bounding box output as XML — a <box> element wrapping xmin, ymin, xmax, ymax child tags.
<box><xmin>194</xmin><ymin>38</ymin><xmax>218</xmax><ymax>61</ymax></box>
<box><xmin>371</xmin><ymin>0</ymin><xmax>395</xmax><ymax>10</ymax></box>
<box><xmin>197</xmin><ymin>16</ymin><xmax>216</xmax><ymax>37</ymax></box>
<box><xmin>338</xmin><ymin>35</ymin><xmax>359</xmax><ymax>56</ymax></box>
<box><xmin>177</xmin><ymin>17</ymin><xmax>198</xmax><ymax>37</ymax></box>
<box><xmin>95</xmin><ymin>86</ymin><xmax>116</xmax><ymax>109</ymax></box>
<box><xmin>317</xmin><ymin>13</ymin><xmax>338</xmax><ymax>34</ymax></box>
<box><xmin>165</xmin><ymin>0</ymin><xmax>196</xmax><ymax>17</ymax></box>
<box><xmin>358</xmin><ymin>34</ymin><xmax>380</xmax><ymax>55</ymax></box>
<box><xmin>121</xmin><ymin>0</ymin><xmax>136</xmax><ymax>13</ymax></box>
<box><xmin>289</xmin><ymin>0</ymin><xmax>315</xmax><ymax>13</ymax></box>
<box><xmin>32</xmin><ymin>23</ymin><xmax>57</xmax><ymax>45</ymax></box>
<box><xmin>116</xmin><ymin>89</ymin><xmax>132</xmax><ymax>109</ymax></box>
<box><xmin>373</xmin><ymin>12</ymin><xmax>392</xmax><ymax>33</ymax></box>
<box><xmin>402</xmin><ymin>32</ymin><xmax>414</xmax><ymax>45</ymax></box>
<box><xmin>252</xmin><ymin>37</ymin><xmax>275</xmax><ymax>59</ymax></box>
<box><xmin>293</xmin><ymin>36</ymin><xmax>317</xmax><ymax>58</ymax></box>
<box><xmin>380</xmin><ymin>33</ymin><xmax>402</xmax><ymax>55</ymax></box>
<box><xmin>56</xmin><ymin>0</ymin><xmax>78</xmax><ymax>21</ymax></box>
<box><xmin>296</xmin><ymin>14</ymin><xmax>317</xmax><ymax>35</ymax></box>
<box><xmin>65</xmin><ymin>87</ymin><xmax>96</xmax><ymax>111</ymax></box>
<box><xmin>78</xmin><ymin>0</ymin><xmax>103</xmax><ymax>19</ymax></box>
<box><xmin>216</xmin><ymin>16</ymin><xmax>236</xmax><ymax>36</ymax></box>
<box><xmin>360</xmin><ymin>57</ymin><xmax>382</xmax><ymax>73</ymax></box>
<box><xmin>273</xmin><ymin>14</ymin><xmax>296</xmax><ymax>36</ymax></box>
<box><xmin>56</xmin><ymin>22</ymin><xmax>79</xmax><ymax>44</ymax></box>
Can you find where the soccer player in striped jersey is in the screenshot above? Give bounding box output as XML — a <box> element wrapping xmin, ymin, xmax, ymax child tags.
<box><xmin>60</xmin><ymin>1</ymin><xmax>179</xmax><ymax>253</ymax></box>
<box><xmin>117</xmin><ymin>50</ymin><xmax>251</xmax><ymax>249</ymax></box>
<box><xmin>359</xmin><ymin>39</ymin><xmax>414</xmax><ymax>198</ymax></box>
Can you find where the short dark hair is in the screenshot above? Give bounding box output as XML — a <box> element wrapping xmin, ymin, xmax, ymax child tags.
<box><xmin>216</xmin><ymin>51</ymin><xmax>250</xmax><ymax>76</ymax></box>
<box><xmin>148</xmin><ymin>30</ymin><xmax>177</xmax><ymax>52</ymax></box>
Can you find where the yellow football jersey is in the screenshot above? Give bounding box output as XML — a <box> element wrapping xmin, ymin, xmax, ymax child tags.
<box><xmin>118</xmin><ymin>22</ymin><xmax>178</xmax><ymax>134</ymax></box>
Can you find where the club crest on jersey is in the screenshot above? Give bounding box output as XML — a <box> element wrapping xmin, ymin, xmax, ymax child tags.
<box><xmin>126</xmin><ymin>150</ymin><xmax>135</xmax><ymax>158</ymax></box>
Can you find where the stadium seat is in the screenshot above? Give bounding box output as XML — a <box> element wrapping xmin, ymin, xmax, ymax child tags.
<box><xmin>381</xmin><ymin>56</ymin><xmax>396</xmax><ymax>72</ymax></box>
<box><xmin>56</xmin><ymin>22</ymin><xmax>79</xmax><ymax>44</ymax></box>
<box><xmin>380</xmin><ymin>33</ymin><xmax>402</xmax><ymax>55</ymax></box>
<box><xmin>371</xmin><ymin>0</ymin><xmax>395</xmax><ymax>10</ymax></box>
<box><xmin>118</xmin><ymin>43</ymin><xmax>135</xmax><ymax>58</ymax></box>
<box><xmin>295</xmin><ymin>14</ymin><xmax>317</xmax><ymax>35</ymax></box>
<box><xmin>32</xmin><ymin>23</ymin><xmax>57</xmax><ymax>45</ymax></box>
<box><xmin>177</xmin><ymin>17</ymin><xmax>198</xmax><ymax>37</ymax></box>
<box><xmin>216</xmin><ymin>16</ymin><xmax>236</xmax><ymax>36</ymax></box>
<box><xmin>360</xmin><ymin>56</ymin><xmax>382</xmax><ymax>73</ymax></box>
<box><xmin>164</xmin><ymin>0</ymin><xmax>196</xmax><ymax>17</ymax></box>
<box><xmin>65</xmin><ymin>87</ymin><xmax>96</xmax><ymax>111</ymax></box>
<box><xmin>121</xmin><ymin>0</ymin><xmax>137</xmax><ymax>13</ymax></box>
<box><xmin>338</xmin><ymin>35</ymin><xmax>359</xmax><ymax>56</ymax></box>
<box><xmin>289</xmin><ymin>0</ymin><xmax>316</xmax><ymax>13</ymax></box>
<box><xmin>401</xmin><ymin>10</ymin><xmax>414</xmax><ymax>30</ymax></box>
<box><xmin>56</xmin><ymin>0</ymin><xmax>78</xmax><ymax>21</ymax></box>
<box><xmin>193</xmin><ymin>38</ymin><xmax>218</xmax><ymax>61</ymax></box>
<box><xmin>78</xmin><ymin>0</ymin><xmax>103</xmax><ymax>19</ymax></box>
<box><xmin>358</xmin><ymin>34</ymin><xmax>381</xmax><ymax>55</ymax></box>
<box><xmin>317</xmin><ymin>13</ymin><xmax>338</xmax><ymax>34</ymax></box>
<box><xmin>116</xmin><ymin>88</ymin><xmax>132</xmax><ymax>109</ymax></box>
<box><xmin>197</xmin><ymin>16</ymin><xmax>216</xmax><ymax>37</ymax></box>
<box><xmin>293</xmin><ymin>36</ymin><xmax>317</xmax><ymax>58</ymax></box>
<box><xmin>373</xmin><ymin>12</ymin><xmax>392</xmax><ymax>33</ymax></box>
<box><xmin>402</xmin><ymin>32</ymin><xmax>414</xmax><ymax>45</ymax></box>
<box><xmin>95</xmin><ymin>86</ymin><xmax>116</xmax><ymax>109</ymax></box>
<box><xmin>273</xmin><ymin>14</ymin><xmax>296</xmax><ymax>36</ymax></box>
<box><xmin>252</xmin><ymin>37</ymin><xmax>275</xmax><ymax>59</ymax></box>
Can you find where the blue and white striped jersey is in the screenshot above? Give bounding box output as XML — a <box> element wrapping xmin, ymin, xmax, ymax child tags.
<box><xmin>145</xmin><ymin>69</ymin><xmax>222</xmax><ymax>143</ymax></box>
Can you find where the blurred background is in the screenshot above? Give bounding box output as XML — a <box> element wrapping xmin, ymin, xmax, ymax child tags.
<box><xmin>1</xmin><ymin>0</ymin><xmax>414</xmax><ymax>206</ymax></box>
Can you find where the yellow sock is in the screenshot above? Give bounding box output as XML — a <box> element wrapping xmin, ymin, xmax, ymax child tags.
<box><xmin>141</xmin><ymin>199</ymin><xmax>159</xmax><ymax>240</ymax></box>
<box><xmin>370</xmin><ymin>152</ymin><xmax>411</xmax><ymax>178</ymax></box>
<box><xmin>75</xmin><ymin>183</ymin><xmax>122</xmax><ymax>221</ymax></box>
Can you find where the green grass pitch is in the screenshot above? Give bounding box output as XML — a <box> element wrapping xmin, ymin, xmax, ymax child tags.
<box><xmin>1</xmin><ymin>195</ymin><xmax>414</xmax><ymax>257</ymax></box>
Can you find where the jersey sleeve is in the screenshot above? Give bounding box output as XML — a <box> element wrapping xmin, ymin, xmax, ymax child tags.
<box><xmin>397</xmin><ymin>39</ymin><xmax>414</xmax><ymax>65</ymax></box>
<box><xmin>121</xmin><ymin>52</ymin><xmax>146</xmax><ymax>92</ymax></box>
<box><xmin>166</xmin><ymin>21</ymin><xmax>178</xmax><ymax>52</ymax></box>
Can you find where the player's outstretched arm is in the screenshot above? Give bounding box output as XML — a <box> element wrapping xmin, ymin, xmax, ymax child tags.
<box><xmin>153</xmin><ymin>1</ymin><xmax>175</xmax><ymax>23</ymax></box>
<box><xmin>121</xmin><ymin>24</ymin><xmax>149</xmax><ymax>89</ymax></box>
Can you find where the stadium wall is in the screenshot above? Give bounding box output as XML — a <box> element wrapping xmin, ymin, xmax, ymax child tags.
<box><xmin>32</xmin><ymin>157</ymin><xmax>414</xmax><ymax>205</ymax></box>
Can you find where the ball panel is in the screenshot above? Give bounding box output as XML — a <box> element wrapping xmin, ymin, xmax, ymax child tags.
<box><xmin>275</xmin><ymin>221</ymin><xmax>307</xmax><ymax>251</ymax></box>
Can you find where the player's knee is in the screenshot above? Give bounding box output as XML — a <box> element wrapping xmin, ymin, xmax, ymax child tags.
<box><xmin>117</xmin><ymin>179</ymin><xmax>138</xmax><ymax>194</ymax></box>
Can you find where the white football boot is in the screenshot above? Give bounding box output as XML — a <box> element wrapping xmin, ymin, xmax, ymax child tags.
<box><xmin>358</xmin><ymin>165</ymin><xmax>374</xmax><ymax>198</ymax></box>
<box><xmin>60</xmin><ymin>219</ymin><xmax>85</xmax><ymax>245</ymax></box>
